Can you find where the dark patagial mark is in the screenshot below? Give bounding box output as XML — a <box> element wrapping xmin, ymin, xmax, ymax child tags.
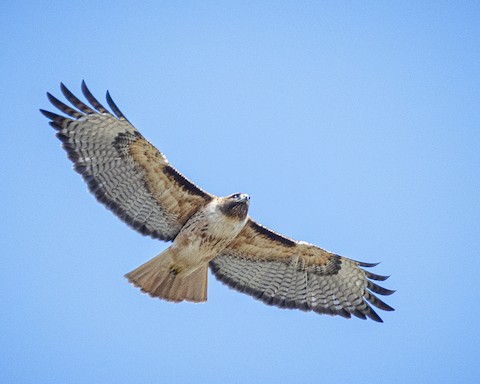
<box><xmin>249</xmin><ymin>221</ymin><xmax>296</xmax><ymax>247</ymax></box>
<box><xmin>163</xmin><ymin>166</ymin><xmax>212</xmax><ymax>200</ymax></box>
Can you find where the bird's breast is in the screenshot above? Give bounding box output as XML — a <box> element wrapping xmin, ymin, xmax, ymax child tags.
<box><xmin>172</xmin><ymin>202</ymin><xmax>247</xmax><ymax>265</ymax></box>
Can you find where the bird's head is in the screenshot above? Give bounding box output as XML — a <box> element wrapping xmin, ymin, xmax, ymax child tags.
<box><xmin>219</xmin><ymin>193</ymin><xmax>250</xmax><ymax>219</ymax></box>
<box><xmin>229</xmin><ymin>193</ymin><xmax>250</xmax><ymax>204</ymax></box>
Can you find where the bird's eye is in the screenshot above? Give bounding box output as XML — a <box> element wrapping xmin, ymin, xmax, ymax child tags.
<box><xmin>232</xmin><ymin>194</ymin><xmax>240</xmax><ymax>199</ymax></box>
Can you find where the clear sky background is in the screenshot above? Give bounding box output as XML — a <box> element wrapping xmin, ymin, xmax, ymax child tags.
<box><xmin>1</xmin><ymin>1</ymin><xmax>479</xmax><ymax>383</ymax></box>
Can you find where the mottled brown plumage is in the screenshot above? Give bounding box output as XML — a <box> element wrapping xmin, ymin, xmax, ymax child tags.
<box><xmin>41</xmin><ymin>82</ymin><xmax>395</xmax><ymax>322</ymax></box>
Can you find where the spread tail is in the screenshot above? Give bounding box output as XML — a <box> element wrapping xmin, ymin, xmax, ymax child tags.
<box><xmin>125</xmin><ymin>248</ymin><xmax>208</xmax><ymax>302</ymax></box>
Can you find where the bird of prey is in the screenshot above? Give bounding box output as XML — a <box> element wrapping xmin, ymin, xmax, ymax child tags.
<box><xmin>41</xmin><ymin>82</ymin><xmax>394</xmax><ymax>322</ymax></box>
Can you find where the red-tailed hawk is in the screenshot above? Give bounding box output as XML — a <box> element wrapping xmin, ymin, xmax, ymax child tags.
<box><xmin>41</xmin><ymin>82</ymin><xmax>394</xmax><ymax>322</ymax></box>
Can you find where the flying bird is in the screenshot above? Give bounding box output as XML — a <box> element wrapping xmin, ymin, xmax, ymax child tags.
<box><xmin>41</xmin><ymin>82</ymin><xmax>394</xmax><ymax>322</ymax></box>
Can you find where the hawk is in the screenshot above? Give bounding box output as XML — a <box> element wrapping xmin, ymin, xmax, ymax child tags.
<box><xmin>41</xmin><ymin>82</ymin><xmax>394</xmax><ymax>322</ymax></box>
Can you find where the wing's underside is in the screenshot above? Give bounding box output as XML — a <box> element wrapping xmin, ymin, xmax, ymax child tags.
<box><xmin>211</xmin><ymin>219</ymin><xmax>395</xmax><ymax>322</ymax></box>
<box><xmin>41</xmin><ymin>81</ymin><xmax>213</xmax><ymax>241</ymax></box>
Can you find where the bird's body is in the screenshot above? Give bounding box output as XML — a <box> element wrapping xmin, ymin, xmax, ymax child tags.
<box><xmin>126</xmin><ymin>194</ymin><xmax>250</xmax><ymax>302</ymax></box>
<box><xmin>167</xmin><ymin>194</ymin><xmax>250</xmax><ymax>275</ymax></box>
<box><xmin>41</xmin><ymin>82</ymin><xmax>395</xmax><ymax>322</ymax></box>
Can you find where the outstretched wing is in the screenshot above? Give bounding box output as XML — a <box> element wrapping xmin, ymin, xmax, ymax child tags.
<box><xmin>210</xmin><ymin>219</ymin><xmax>394</xmax><ymax>322</ymax></box>
<box><xmin>41</xmin><ymin>81</ymin><xmax>213</xmax><ymax>241</ymax></box>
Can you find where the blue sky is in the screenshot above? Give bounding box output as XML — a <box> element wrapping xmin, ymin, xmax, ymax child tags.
<box><xmin>2</xmin><ymin>1</ymin><xmax>479</xmax><ymax>383</ymax></box>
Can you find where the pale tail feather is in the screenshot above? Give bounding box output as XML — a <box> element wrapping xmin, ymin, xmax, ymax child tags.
<box><xmin>125</xmin><ymin>248</ymin><xmax>208</xmax><ymax>302</ymax></box>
